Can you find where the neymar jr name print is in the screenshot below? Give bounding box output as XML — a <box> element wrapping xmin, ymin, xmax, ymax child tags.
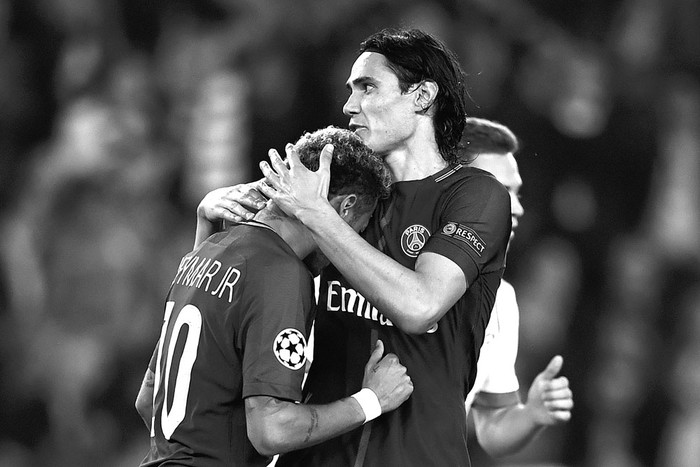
<box><xmin>172</xmin><ymin>254</ymin><xmax>241</xmax><ymax>303</ymax></box>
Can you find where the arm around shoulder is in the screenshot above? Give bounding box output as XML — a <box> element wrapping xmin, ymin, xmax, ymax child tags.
<box><xmin>303</xmin><ymin>206</ymin><xmax>468</xmax><ymax>334</ymax></box>
<box><xmin>193</xmin><ymin>182</ymin><xmax>268</xmax><ymax>248</ymax></box>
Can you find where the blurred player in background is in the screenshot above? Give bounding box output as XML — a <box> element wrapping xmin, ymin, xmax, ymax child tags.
<box><xmin>135</xmin><ymin>127</ymin><xmax>413</xmax><ymax>467</ymax></box>
<box><xmin>461</xmin><ymin>117</ymin><xmax>573</xmax><ymax>458</ymax></box>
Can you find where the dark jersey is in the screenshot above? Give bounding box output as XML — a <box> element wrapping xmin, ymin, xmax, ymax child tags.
<box><xmin>278</xmin><ymin>165</ymin><xmax>511</xmax><ymax>467</ymax></box>
<box><xmin>140</xmin><ymin>223</ymin><xmax>315</xmax><ymax>467</ymax></box>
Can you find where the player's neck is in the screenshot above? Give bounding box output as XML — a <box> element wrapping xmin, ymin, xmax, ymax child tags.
<box><xmin>255</xmin><ymin>210</ymin><xmax>315</xmax><ymax>260</ymax></box>
<box><xmin>384</xmin><ymin>148</ymin><xmax>448</xmax><ymax>182</ymax></box>
<box><xmin>383</xmin><ymin>130</ymin><xmax>448</xmax><ymax>181</ymax></box>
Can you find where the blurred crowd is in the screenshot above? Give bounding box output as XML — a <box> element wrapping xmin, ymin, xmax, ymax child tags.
<box><xmin>0</xmin><ymin>0</ymin><xmax>699</xmax><ymax>466</ymax></box>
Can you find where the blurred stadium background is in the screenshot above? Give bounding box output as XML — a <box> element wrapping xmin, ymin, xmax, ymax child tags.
<box><xmin>0</xmin><ymin>0</ymin><xmax>699</xmax><ymax>466</ymax></box>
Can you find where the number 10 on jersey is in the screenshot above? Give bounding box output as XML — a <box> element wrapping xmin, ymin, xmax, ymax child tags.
<box><xmin>151</xmin><ymin>301</ymin><xmax>203</xmax><ymax>439</ymax></box>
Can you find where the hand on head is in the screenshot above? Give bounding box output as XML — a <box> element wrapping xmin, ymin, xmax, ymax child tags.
<box><xmin>197</xmin><ymin>182</ymin><xmax>268</xmax><ymax>224</ymax></box>
<box><xmin>258</xmin><ymin>143</ymin><xmax>333</xmax><ymax>220</ymax></box>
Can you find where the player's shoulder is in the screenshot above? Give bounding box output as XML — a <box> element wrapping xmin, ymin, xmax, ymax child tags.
<box><xmin>436</xmin><ymin>163</ymin><xmax>498</xmax><ymax>182</ymax></box>
<box><xmin>207</xmin><ymin>224</ymin><xmax>299</xmax><ymax>267</ymax></box>
<box><xmin>436</xmin><ymin>164</ymin><xmax>508</xmax><ymax>196</ymax></box>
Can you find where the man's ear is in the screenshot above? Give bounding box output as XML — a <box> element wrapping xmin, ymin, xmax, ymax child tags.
<box><xmin>414</xmin><ymin>80</ymin><xmax>439</xmax><ymax>113</ymax></box>
<box><xmin>329</xmin><ymin>194</ymin><xmax>358</xmax><ymax>219</ymax></box>
<box><xmin>340</xmin><ymin>194</ymin><xmax>358</xmax><ymax>219</ymax></box>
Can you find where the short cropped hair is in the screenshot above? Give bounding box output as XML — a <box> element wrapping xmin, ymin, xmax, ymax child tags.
<box><xmin>458</xmin><ymin>117</ymin><xmax>520</xmax><ymax>164</ymax></box>
<box><xmin>294</xmin><ymin>126</ymin><xmax>392</xmax><ymax>213</ymax></box>
<box><xmin>360</xmin><ymin>28</ymin><xmax>468</xmax><ymax>164</ymax></box>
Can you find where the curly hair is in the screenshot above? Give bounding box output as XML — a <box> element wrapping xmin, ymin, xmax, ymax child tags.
<box><xmin>293</xmin><ymin>126</ymin><xmax>392</xmax><ymax>213</ymax></box>
<box><xmin>359</xmin><ymin>28</ymin><xmax>468</xmax><ymax>164</ymax></box>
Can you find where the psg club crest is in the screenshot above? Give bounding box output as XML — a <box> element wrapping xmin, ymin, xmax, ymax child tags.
<box><xmin>273</xmin><ymin>328</ymin><xmax>307</xmax><ymax>370</ymax></box>
<box><xmin>400</xmin><ymin>224</ymin><xmax>430</xmax><ymax>258</ymax></box>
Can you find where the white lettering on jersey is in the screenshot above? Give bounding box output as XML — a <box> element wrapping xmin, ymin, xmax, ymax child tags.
<box><xmin>326</xmin><ymin>280</ymin><xmax>394</xmax><ymax>327</ymax></box>
<box><xmin>400</xmin><ymin>224</ymin><xmax>430</xmax><ymax>258</ymax></box>
<box><xmin>441</xmin><ymin>222</ymin><xmax>486</xmax><ymax>256</ymax></box>
<box><xmin>172</xmin><ymin>255</ymin><xmax>240</xmax><ymax>303</ymax></box>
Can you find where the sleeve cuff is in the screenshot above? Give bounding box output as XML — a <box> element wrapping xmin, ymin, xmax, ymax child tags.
<box><xmin>472</xmin><ymin>391</ymin><xmax>521</xmax><ymax>409</ymax></box>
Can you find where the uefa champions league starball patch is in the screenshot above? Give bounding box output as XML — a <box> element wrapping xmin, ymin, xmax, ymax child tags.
<box><xmin>273</xmin><ymin>328</ymin><xmax>307</xmax><ymax>370</ymax></box>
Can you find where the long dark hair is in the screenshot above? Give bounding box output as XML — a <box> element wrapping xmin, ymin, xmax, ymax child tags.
<box><xmin>360</xmin><ymin>28</ymin><xmax>468</xmax><ymax>163</ymax></box>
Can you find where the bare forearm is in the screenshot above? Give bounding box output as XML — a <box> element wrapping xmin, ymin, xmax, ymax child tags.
<box><xmin>473</xmin><ymin>404</ymin><xmax>546</xmax><ymax>458</ymax></box>
<box><xmin>246</xmin><ymin>396</ymin><xmax>364</xmax><ymax>456</ymax></box>
<box><xmin>475</xmin><ymin>355</ymin><xmax>573</xmax><ymax>457</ymax></box>
<box><xmin>194</xmin><ymin>181</ymin><xmax>269</xmax><ymax>248</ymax></box>
<box><xmin>304</xmin><ymin>206</ymin><xmax>450</xmax><ymax>333</ymax></box>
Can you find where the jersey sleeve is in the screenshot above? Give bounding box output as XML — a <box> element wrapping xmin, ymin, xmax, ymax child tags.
<box><xmin>423</xmin><ymin>173</ymin><xmax>511</xmax><ymax>284</ymax></box>
<box><xmin>238</xmin><ymin>258</ymin><xmax>314</xmax><ymax>403</ymax></box>
<box><xmin>147</xmin><ymin>343</ymin><xmax>159</xmax><ymax>372</ymax></box>
<box><xmin>479</xmin><ymin>281</ymin><xmax>520</xmax><ymax>394</ymax></box>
